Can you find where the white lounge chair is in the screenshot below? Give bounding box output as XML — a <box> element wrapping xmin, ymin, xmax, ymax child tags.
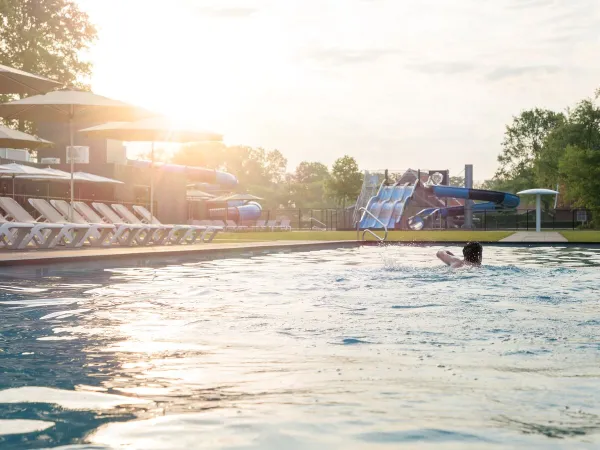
<box><xmin>265</xmin><ymin>219</ymin><xmax>277</xmax><ymax>231</ymax></box>
<box><xmin>110</xmin><ymin>204</ymin><xmax>172</xmax><ymax>245</ymax></box>
<box><xmin>92</xmin><ymin>202</ymin><xmax>155</xmax><ymax>246</ymax></box>
<box><xmin>0</xmin><ymin>212</ymin><xmax>37</xmax><ymax>249</ymax></box>
<box><xmin>71</xmin><ymin>201</ymin><xmax>141</xmax><ymax>246</ymax></box>
<box><xmin>226</xmin><ymin>220</ymin><xmax>247</xmax><ymax>231</ymax></box>
<box><xmin>274</xmin><ymin>218</ymin><xmax>292</xmax><ymax>231</ymax></box>
<box><xmin>0</xmin><ymin>197</ymin><xmax>81</xmax><ymax>249</ymax></box>
<box><xmin>132</xmin><ymin>205</ymin><xmax>218</xmax><ymax>243</ymax></box>
<box><xmin>253</xmin><ymin>219</ymin><xmax>266</xmax><ymax>231</ymax></box>
<box><xmin>30</xmin><ymin>198</ymin><xmax>114</xmax><ymax>248</ymax></box>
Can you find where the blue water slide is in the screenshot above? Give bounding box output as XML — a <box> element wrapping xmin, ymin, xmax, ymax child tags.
<box><xmin>430</xmin><ymin>186</ymin><xmax>520</xmax><ymax>208</ymax></box>
<box><xmin>378</xmin><ymin>186</ymin><xmax>404</xmax><ymax>226</ymax></box>
<box><xmin>209</xmin><ymin>201</ymin><xmax>262</xmax><ymax>221</ymax></box>
<box><xmin>387</xmin><ymin>185</ymin><xmax>415</xmax><ymax>228</ymax></box>
<box><xmin>129</xmin><ymin>160</ymin><xmax>238</xmax><ymax>188</ymax></box>
<box><xmin>359</xmin><ymin>185</ymin><xmax>395</xmax><ymax>228</ymax></box>
<box><xmin>407</xmin><ymin>186</ymin><xmax>520</xmax><ymax>230</ymax></box>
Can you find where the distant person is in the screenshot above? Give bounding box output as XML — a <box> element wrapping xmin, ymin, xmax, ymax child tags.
<box><xmin>437</xmin><ymin>242</ymin><xmax>482</xmax><ymax>268</ymax></box>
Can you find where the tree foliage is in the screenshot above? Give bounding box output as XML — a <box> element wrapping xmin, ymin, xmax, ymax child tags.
<box><xmin>0</xmin><ymin>0</ymin><xmax>97</xmax><ymax>88</ymax></box>
<box><xmin>326</xmin><ymin>155</ymin><xmax>363</xmax><ymax>207</ymax></box>
<box><xmin>491</xmin><ymin>92</ymin><xmax>600</xmax><ymax>212</ymax></box>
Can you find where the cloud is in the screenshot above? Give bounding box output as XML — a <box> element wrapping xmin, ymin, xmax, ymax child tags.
<box><xmin>505</xmin><ymin>0</ymin><xmax>555</xmax><ymax>10</ymax></box>
<box><xmin>406</xmin><ymin>61</ymin><xmax>476</xmax><ymax>75</ymax></box>
<box><xmin>485</xmin><ymin>65</ymin><xmax>561</xmax><ymax>81</ymax></box>
<box><xmin>192</xmin><ymin>6</ymin><xmax>260</xmax><ymax>18</ymax></box>
<box><xmin>308</xmin><ymin>47</ymin><xmax>404</xmax><ymax>65</ymax></box>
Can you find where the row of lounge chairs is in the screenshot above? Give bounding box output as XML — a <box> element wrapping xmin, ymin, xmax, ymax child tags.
<box><xmin>193</xmin><ymin>219</ymin><xmax>292</xmax><ymax>232</ymax></box>
<box><xmin>0</xmin><ymin>197</ymin><xmax>220</xmax><ymax>250</ymax></box>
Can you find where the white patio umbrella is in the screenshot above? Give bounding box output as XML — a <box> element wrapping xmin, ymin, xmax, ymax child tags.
<box><xmin>0</xmin><ymin>63</ymin><xmax>61</xmax><ymax>94</ymax></box>
<box><xmin>0</xmin><ymin>125</ymin><xmax>53</xmax><ymax>150</ymax></box>
<box><xmin>0</xmin><ymin>88</ymin><xmax>153</xmax><ymax>220</ymax></box>
<box><xmin>0</xmin><ymin>163</ymin><xmax>67</xmax><ymax>198</ymax></box>
<box><xmin>78</xmin><ymin>117</ymin><xmax>222</xmax><ymax>219</ymax></box>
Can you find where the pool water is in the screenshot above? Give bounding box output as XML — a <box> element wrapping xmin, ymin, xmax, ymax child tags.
<box><xmin>1</xmin><ymin>245</ymin><xmax>600</xmax><ymax>449</ymax></box>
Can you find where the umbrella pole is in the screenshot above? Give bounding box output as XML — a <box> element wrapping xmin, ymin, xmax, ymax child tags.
<box><xmin>150</xmin><ymin>141</ymin><xmax>155</xmax><ymax>220</ymax></box>
<box><xmin>12</xmin><ymin>175</ymin><xmax>15</xmax><ymax>199</ymax></box>
<box><xmin>69</xmin><ymin>109</ymin><xmax>74</xmax><ymax>222</ymax></box>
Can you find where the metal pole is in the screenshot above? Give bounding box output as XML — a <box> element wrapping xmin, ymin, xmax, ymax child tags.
<box><xmin>69</xmin><ymin>108</ymin><xmax>74</xmax><ymax>222</ymax></box>
<box><xmin>150</xmin><ymin>141</ymin><xmax>155</xmax><ymax>220</ymax></box>
<box><xmin>526</xmin><ymin>209</ymin><xmax>529</xmax><ymax>230</ymax></box>
<box><xmin>12</xmin><ymin>175</ymin><xmax>15</xmax><ymax>199</ymax></box>
<box><xmin>464</xmin><ymin>164</ymin><xmax>473</xmax><ymax>229</ymax></box>
<box><xmin>536</xmin><ymin>195</ymin><xmax>541</xmax><ymax>232</ymax></box>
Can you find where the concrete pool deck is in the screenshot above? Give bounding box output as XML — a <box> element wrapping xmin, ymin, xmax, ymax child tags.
<box><xmin>0</xmin><ymin>240</ymin><xmax>360</xmax><ymax>267</ymax></box>
<box><xmin>500</xmin><ymin>231</ymin><xmax>568</xmax><ymax>243</ymax></box>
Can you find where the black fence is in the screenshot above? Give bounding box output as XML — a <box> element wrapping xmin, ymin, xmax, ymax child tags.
<box><xmin>249</xmin><ymin>208</ymin><xmax>355</xmax><ymax>230</ymax></box>
<box><xmin>255</xmin><ymin>208</ymin><xmax>599</xmax><ymax>231</ymax></box>
<box><xmin>471</xmin><ymin>208</ymin><xmax>598</xmax><ymax>231</ymax></box>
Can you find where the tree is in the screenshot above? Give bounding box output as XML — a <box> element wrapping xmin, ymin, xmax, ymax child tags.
<box><xmin>294</xmin><ymin>161</ymin><xmax>329</xmax><ymax>184</ymax></box>
<box><xmin>290</xmin><ymin>161</ymin><xmax>331</xmax><ymax>208</ymax></box>
<box><xmin>495</xmin><ymin>108</ymin><xmax>565</xmax><ymax>183</ymax></box>
<box><xmin>559</xmin><ymin>145</ymin><xmax>600</xmax><ymax>208</ymax></box>
<box><xmin>172</xmin><ymin>141</ymin><xmax>227</xmax><ymax>169</ymax></box>
<box><xmin>0</xmin><ymin>0</ymin><xmax>97</xmax><ymax>88</ymax></box>
<box><xmin>449</xmin><ymin>176</ymin><xmax>464</xmax><ymax>187</ymax></box>
<box><xmin>0</xmin><ymin>0</ymin><xmax>97</xmax><ymax>132</ymax></box>
<box><xmin>327</xmin><ymin>155</ymin><xmax>363</xmax><ymax>208</ymax></box>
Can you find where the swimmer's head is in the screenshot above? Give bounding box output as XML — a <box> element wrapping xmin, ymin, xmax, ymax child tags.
<box><xmin>463</xmin><ymin>242</ymin><xmax>482</xmax><ymax>265</ymax></box>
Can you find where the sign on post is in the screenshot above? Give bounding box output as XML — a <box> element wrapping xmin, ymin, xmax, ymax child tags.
<box><xmin>66</xmin><ymin>146</ymin><xmax>89</xmax><ymax>164</ymax></box>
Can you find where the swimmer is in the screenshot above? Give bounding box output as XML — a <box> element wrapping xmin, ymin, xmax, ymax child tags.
<box><xmin>436</xmin><ymin>241</ymin><xmax>482</xmax><ymax>268</ymax></box>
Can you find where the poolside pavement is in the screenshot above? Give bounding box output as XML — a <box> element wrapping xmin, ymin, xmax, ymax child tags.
<box><xmin>0</xmin><ymin>240</ymin><xmax>359</xmax><ymax>267</ymax></box>
<box><xmin>500</xmin><ymin>231</ymin><xmax>567</xmax><ymax>243</ymax></box>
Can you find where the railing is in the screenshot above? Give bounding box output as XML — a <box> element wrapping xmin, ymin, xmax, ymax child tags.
<box><xmin>356</xmin><ymin>207</ymin><xmax>388</xmax><ymax>242</ymax></box>
<box><xmin>310</xmin><ymin>217</ymin><xmax>327</xmax><ymax>230</ymax></box>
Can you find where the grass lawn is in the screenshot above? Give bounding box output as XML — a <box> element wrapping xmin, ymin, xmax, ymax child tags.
<box><xmin>560</xmin><ymin>231</ymin><xmax>600</xmax><ymax>242</ymax></box>
<box><xmin>214</xmin><ymin>230</ymin><xmax>514</xmax><ymax>243</ymax></box>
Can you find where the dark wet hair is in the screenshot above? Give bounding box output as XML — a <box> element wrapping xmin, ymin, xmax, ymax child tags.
<box><xmin>463</xmin><ymin>242</ymin><xmax>482</xmax><ymax>264</ymax></box>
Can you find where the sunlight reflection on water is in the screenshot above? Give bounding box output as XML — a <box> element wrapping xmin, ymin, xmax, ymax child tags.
<box><xmin>0</xmin><ymin>244</ymin><xmax>599</xmax><ymax>449</ymax></box>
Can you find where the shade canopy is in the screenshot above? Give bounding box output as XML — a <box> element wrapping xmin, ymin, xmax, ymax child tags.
<box><xmin>186</xmin><ymin>189</ymin><xmax>216</xmax><ymax>200</ymax></box>
<box><xmin>517</xmin><ymin>189</ymin><xmax>559</xmax><ymax>195</ymax></box>
<box><xmin>0</xmin><ymin>163</ymin><xmax>67</xmax><ymax>179</ymax></box>
<box><xmin>0</xmin><ymin>88</ymin><xmax>153</xmax><ymax>123</ymax></box>
<box><xmin>0</xmin><ymin>126</ymin><xmax>52</xmax><ymax>149</ymax></box>
<box><xmin>77</xmin><ymin>117</ymin><xmax>223</xmax><ymax>142</ymax></box>
<box><xmin>0</xmin><ymin>63</ymin><xmax>61</xmax><ymax>95</ymax></box>
<box><xmin>28</xmin><ymin>168</ymin><xmax>124</xmax><ymax>184</ymax></box>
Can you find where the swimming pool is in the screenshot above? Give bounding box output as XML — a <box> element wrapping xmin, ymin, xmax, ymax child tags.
<box><xmin>1</xmin><ymin>244</ymin><xmax>599</xmax><ymax>449</ymax></box>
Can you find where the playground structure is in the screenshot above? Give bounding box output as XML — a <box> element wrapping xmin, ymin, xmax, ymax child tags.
<box><xmin>355</xmin><ymin>167</ymin><xmax>520</xmax><ymax>231</ymax></box>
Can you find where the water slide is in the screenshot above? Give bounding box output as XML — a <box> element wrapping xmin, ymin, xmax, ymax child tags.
<box><xmin>208</xmin><ymin>201</ymin><xmax>262</xmax><ymax>222</ymax></box>
<box><xmin>358</xmin><ymin>182</ymin><xmax>519</xmax><ymax>230</ymax></box>
<box><xmin>407</xmin><ymin>185</ymin><xmax>520</xmax><ymax>230</ymax></box>
<box><xmin>358</xmin><ymin>183</ymin><xmax>416</xmax><ymax>229</ymax></box>
<box><xmin>128</xmin><ymin>160</ymin><xmax>238</xmax><ymax>188</ymax></box>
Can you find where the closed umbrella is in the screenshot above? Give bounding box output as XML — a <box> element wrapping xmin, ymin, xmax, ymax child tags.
<box><xmin>0</xmin><ymin>88</ymin><xmax>153</xmax><ymax>220</ymax></box>
<box><xmin>0</xmin><ymin>63</ymin><xmax>60</xmax><ymax>94</ymax></box>
<box><xmin>78</xmin><ymin>117</ymin><xmax>222</xmax><ymax>219</ymax></box>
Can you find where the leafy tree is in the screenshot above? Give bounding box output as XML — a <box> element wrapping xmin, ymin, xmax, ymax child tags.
<box><xmin>559</xmin><ymin>145</ymin><xmax>600</xmax><ymax>208</ymax></box>
<box><xmin>0</xmin><ymin>0</ymin><xmax>96</xmax><ymax>88</ymax></box>
<box><xmin>294</xmin><ymin>161</ymin><xmax>329</xmax><ymax>184</ymax></box>
<box><xmin>289</xmin><ymin>161</ymin><xmax>331</xmax><ymax>208</ymax></box>
<box><xmin>0</xmin><ymin>0</ymin><xmax>97</xmax><ymax>131</ymax></box>
<box><xmin>449</xmin><ymin>176</ymin><xmax>464</xmax><ymax>187</ymax></box>
<box><xmin>495</xmin><ymin>108</ymin><xmax>565</xmax><ymax>183</ymax></box>
<box><xmin>327</xmin><ymin>155</ymin><xmax>363</xmax><ymax>208</ymax></box>
<box><xmin>172</xmin><ymin>141</ymin><xmax>227</xmax><ymax>169</ymax></box>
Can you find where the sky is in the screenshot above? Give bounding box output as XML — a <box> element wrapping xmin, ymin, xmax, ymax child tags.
<box><xmin>77</xmin><ymin>0</ymin><xmax>600</xmax><ymax>180</ymax></box>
